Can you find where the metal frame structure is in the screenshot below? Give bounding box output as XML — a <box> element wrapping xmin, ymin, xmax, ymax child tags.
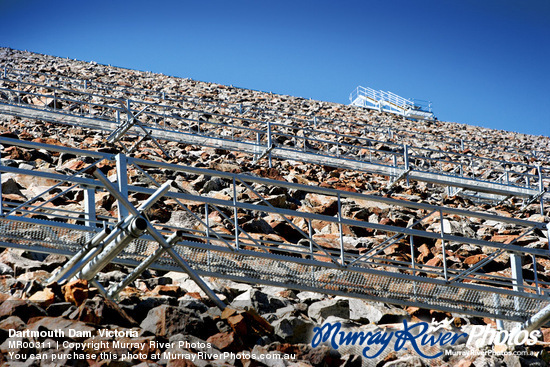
<box><xmin>1</xmin><ymin>66</ymin><xmax>548</xmax><ymax>163</ymax></box>
<box><xmin>0</xmin><ymin>137</ymin><xmax>548</xmax><ymax>323</ymax></box>
<box><xmin>349</xmin><ymin>86</ymin><xmax>435</xmax><ymax>121</ymax></box>
<box><xmin>0</xmin><ymin>73</ymin><xmax>547</xmax><ymax>212</ymax></box>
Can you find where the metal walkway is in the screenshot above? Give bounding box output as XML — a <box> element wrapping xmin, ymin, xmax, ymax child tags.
<box><xmin>0</xmin><ymin>76</ymin><xmax>547</xmax><ymax>210</ymax></box>
<box><xmin>349</xmin><ymin>86</ymin><xmax>435</xmax><ymax>121</ymax></box>
<box><xmin>2</xmin><ymin>65</ymin><xmax>548</xmax><ymax>164</ymax></box>
<box><xmin>0</xmin><ymin>137</ymin><xmax>549</xmax><ymax>323</ymax></box>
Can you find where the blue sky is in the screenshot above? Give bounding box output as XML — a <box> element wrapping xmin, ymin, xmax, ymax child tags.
<box><xmin>1</xmin><ymin>0</ymin><xmax>549</xmax><ymax>136</ymax></box>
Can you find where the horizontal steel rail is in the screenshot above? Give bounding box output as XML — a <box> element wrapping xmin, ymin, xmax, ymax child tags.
<box><xmin>0</xmin><ymin>80</ymin><xmax>547</xmax><ymax>203</ymax></box>
<box><xmin>2</xmin><ymin>65</ymin><xmax>548</xmax><ymax>164</ymax></box>
<box><xmin>0</xmin><ymin>138</ymin><xmax>548</xmax><ymax>322</ymax></box>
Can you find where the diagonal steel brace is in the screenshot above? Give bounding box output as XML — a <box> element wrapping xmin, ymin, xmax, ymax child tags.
<box><xmin>92</xmin><ymin>168</ymin><xmax>226</xmax><ymax>310</ymax></box>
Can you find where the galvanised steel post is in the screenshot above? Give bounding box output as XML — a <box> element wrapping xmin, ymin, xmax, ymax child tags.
<box><xmin>255</xmin><ymin>132</ymin><xmax>261</xmax><ymax>160</ymax></box>
<box><xmin>267</xmin><ymin>120</ymin><xmax>272</xmax><ymax>168</ymax></box>
<box><xmin>532</xmin><ymin>255</ymin><xmax>541</xmax><ymax>296</ymax></box>
<box><xmin>338</xmin><ymin>193</ymin><xmax>344</xmax><ymax>266</ymax></box>
<box><xmin>205</xmin><ymin>203</ymin><xmax>210</xmax><ymax>247</ymax></box>
<box><xmin>409</xmin><ymin>235</ymin><xmax>416</xmax><ymax>275</ymax></box>
<box><xmin>494</xmin><ymin>293</ymin><xmax>504</xmax><ymax>330</ymax></box>
<box><xmin>537</xmin><ymin>165</ymin><xmax>544</xmax><ymax>215</ymax></box>
<box><xmin>116</xmin><ymin>153</ymin><xmax>129</xmax><ymax>220</ymax></box>
<box><xmin>232</xmin><ymin>177</ymin><xmax>240</xmax><ymax>250</ymax></box>
<box><xmin>83</xmin><ymin>186</ymin><xmax>96</xmax><ymax>229</ymax></box>
<box><xmin>308</xmin><ymin>219</ymin><xmax>313</xmax><ymax>257</ymax></box>
<box><xmin>439</xmin><ymin>210</ymin><xmax>448</xmax><ymax>282</ymax></box>
<box><xmin>404</xmin><ymin>144</ymin><xmax>410</xmax><ymax>185</ymax></box>
<box><xmin>510</xmin><ymin>253</ymin><xmax>524</xmax><ymax>312</ymax></box>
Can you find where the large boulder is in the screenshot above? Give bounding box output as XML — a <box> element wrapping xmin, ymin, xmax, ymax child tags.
<box><xmin>308</xmin><ymin>298</ymin><xmax>349</xmax><ymax>322</ymax></box>
<box><xmin>272</xmin><ymin>316</ymin><xmax>315</xmax><ymax>344</ymax></box>
<box><xmin>140</xmin><ymin>304</ymin><xmax>214</xmax><ymax>340</ymax></box>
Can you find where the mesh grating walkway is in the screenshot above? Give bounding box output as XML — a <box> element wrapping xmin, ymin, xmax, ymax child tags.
<box><xmin>0</xmin><ymin>217</ymin><xmax>547</xmax><ymax>322</ymax></box>
<box><xmin>0</xmin><ymin>69</ymin><xmax>548</xmax><ymax>205</ymax></box>
<box><xmin>0</xmin><ymin>138</ymin><xmax>548</xmax><ymax>322</ymax></box>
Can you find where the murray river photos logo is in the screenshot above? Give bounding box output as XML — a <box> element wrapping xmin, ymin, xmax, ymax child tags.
<box><xmin>310</xmin><ymin>319</ymin><xmax>541</xmax><ymax>359</ymax></box>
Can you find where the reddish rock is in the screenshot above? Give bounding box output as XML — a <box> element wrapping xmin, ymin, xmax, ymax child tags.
<box><xmin>456</xmin><ymin>360</ymin><xmax>473</xmax><ymax>367</ymax></box>
<box><xmin>0</xmin><ymin>299</ymin><xmax>47</xmax><ymax>322</ymax></box>
<box><xmin>464</xmin><ymin>254</ymin><xmax>487</xmax><ymax>265</ymax></box>
<box><xmin>167</xmin><ymin>359</ymin><xmax>197</xmax><ymax>367</ymax></box>
<box><xmin>62</xmin><ymin>279</ymin><xmax>89</xmax><ymax>306</ymax></box>
<box><xmin>490</xmin><ymin>234</ymin><xmax>519</xmax><ymax>244</ymax></box>
<box><xmin>0</xmin><ymin>315</ymin><xmax>25</xmax><ymax>331</ymax></box>
<box><xmin>69</xmin><ymin>296</ymin><xmax>137</xmax><ymax>327</ymax></box>
<box><xmin>303</xmin><ymin>194</ymin><xmax>338</xmax><ymax>216</ymax></box>
<box><xmin>4</xmin><ymin>146</ymin><xmax>32</xmax><ymax>161</ymax></box>
<box><xmin>151</xmin><ymin>285</ymin><xmax>183</xmax><ymax>298</ymax></box>
<box><xmin>416</xmin><ymin>244</ymin><xmax>432</xmax><ymax>263</ymax></box>
<box><xmin>206</xmin><ymin>331</ymin><xmax>243</xmax><ymax>352</ymax></box>
<box><xmin>57</xmin><ymin>158</ymin><xmax>87</xmax><ymax>172</ymax></box>
<box><xmin>426</xmin><ymin>256</ymin><xmax>442</xmax><ymax>267</ymax></box>
<box><xmin>222</xmin><ymin>308</ymin><xmax>273</xmax><ymax>346</ymax></box>
<box><xmin>28</xmin><ymin>287</ymin><xmax>56</xmax><ymax>308</ymax></box>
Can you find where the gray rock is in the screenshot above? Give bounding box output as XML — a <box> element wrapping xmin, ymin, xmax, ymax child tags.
<box><xmin>132</xmin><ymin>295</ymin><xmax>178</xmax><ymax>322</ymax></box>
<box><xmin>166</xmin><ymin>211</ymin><xmax>199</xmax><ymax>229</ymax></box>
<box><xmin>217</xmin><ymin>279</ymin><xmax>253</xmax><ymax>297</ymax></box>
<box><xmin>96</xmin><ymin>270</ymin><xmax>127</xmax><ymax>285</ymax></box>
<box><xmin>0</xmin><ymin>262</ymin><xmax>14</xmax><ymax>276</ymax></box>
<box><xmin>41</xmin><ymin>254</ymin><xmax>68</xmax><ymax>272</ymax></box>
<box><xmin>230</xmin><ymin>288</ymin><xmax>290</xmax><ymax>314</ymax></box>
<box><xmin>251</xmin><ymin>345</ymin><xmax>287</xmax><ymax>367</ymax></box>
<box><xmin>383</xmin><ymin>355</ymin><xmax>425</xmax><ymax>367</ymax></box>
<box><xmin>0</xmin><ymin>249</ymin><xmax>43</xmax><ymax>275</ymax></box>
<box><xmin>346</xmin><ymin>299</ymin><xmax>408</xmax><ymax>324</ymax></box>
<box><xmin>46</xmin><ymin>302</ymin><xmax>73</xmax><ymax>317</ymax></box>
<box><xmin>308</xmin><ymin>298</ymin><xmax>350</xmax><ymax>322</ymax></box>
<box><xmin>140</xmin><ymin>304</ymin><xmax>211</xmax><ymax>340</ymax></box>
<box><xmin>201</xmin><ymin>177</ymin><xmax>225</xmax><ymax>193</ymax></box>
<box><xmin>1</xmin><ymin>177</ymin><xmax>25</xmax><ymax>195</ymax></box>
<box><xmin>242</xmin><ymin>218</ymin><xmax>274</xmax><ymax>234</ymax></box>
<box><xmin>272</xmin><ymin>316</ymin><xmax>316</xmax><ymax>344</ymax></box>
<box><xmin>18</xmin><ymin>162</ymin><xmax>35</xmax><ymax>170</ymax></box>
<box><xmin>274</xmin><ymin>305</ymin><xmax>295</xmax><ymax>318</ymax></box>
<box><xmin>297</xmin><ymin>291</ymin><xmax>325</xmax><ymax>304</ymax></box>
<box><xmin>178</xmin><ymin>295</ymin><xmax>209</xmax><ymax>313</ymax></box>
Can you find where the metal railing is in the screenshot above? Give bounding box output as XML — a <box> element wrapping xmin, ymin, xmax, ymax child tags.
<box><xmin>2</xmin><ymin>65</ymin><xmax>548</xmax><ymax>163</ymax></box>
<box><xmin>0</xmin><ymin>77</ymin><xmax>547</xmax><ymax>210</ymax></box>
<box><xmin>349</xmin><ymin>86</ymin><xmax>435</xmax><ymax>120</ymax></box>
<box><xmin>0</xmin><ymin>137</ymin><xmax>548</xmax><ymax>321</ymax></box>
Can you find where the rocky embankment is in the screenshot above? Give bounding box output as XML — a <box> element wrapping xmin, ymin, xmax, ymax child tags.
<box><xmin>0</xmin><ymin>48</ymin><xmax>548</xmax><ymax>366</ymax></box>
<box><xmin>0</xmin><ymin>250</ymin><xmax>549</xmax><ymax>366</ymax></box>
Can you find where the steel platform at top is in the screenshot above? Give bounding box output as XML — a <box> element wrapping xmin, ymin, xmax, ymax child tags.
<box><xmin>0</xmin><ymin>137</ymin><xmax>549</xmax><ymax>324</ymax></box>
<box><xmin>350</xmin><ymin>86</ymin><xmax>435</xmax><ymax>121</ymax></box>
<box><xmin>0</xmin><ymin>73</ymin><xmax>547</xmax><ymax>209</ymax></box>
